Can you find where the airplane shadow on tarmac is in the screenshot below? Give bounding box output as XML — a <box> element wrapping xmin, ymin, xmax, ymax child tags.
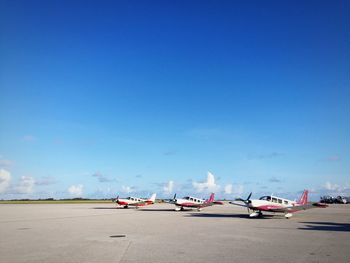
<box><xmin>299</xmin><ymin>222</ymin><xmax>350</xmax><ymax>232</ymax></box>
<box><xmin>91</xmin><ymin>207</ymin><xmax>173</xmax><ymax>210</ymax></box>
<box><xmin>137</xmin><ymin>208</ymin><xmax>177</xmax><ymax>212</ymax></box>
<box><xmin>184</xmin><ymin>213</ymin><xmax>276</xmax><ymax>219</ymax></box>
<box><xmin>92</xmin><ymin>207</ymin><xmax>129</xmax><ymax>210</ymax></box>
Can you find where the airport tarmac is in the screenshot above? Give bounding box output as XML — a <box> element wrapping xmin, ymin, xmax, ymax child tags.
<box><xmin>0</xmin><ymin>203</ymin><xmax>349</xmax><ymax>263</ymax></box>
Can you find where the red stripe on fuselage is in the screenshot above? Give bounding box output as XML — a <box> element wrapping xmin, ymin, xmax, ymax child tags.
<box><xmin>253</xmin><ymin>204</ymin><xmax>284</xmax><ymax>211</ymax></box>
<box><xmin>176</xmin><ymin>202</ymin><xmax>203</xmax><ymax>208</ymax></box>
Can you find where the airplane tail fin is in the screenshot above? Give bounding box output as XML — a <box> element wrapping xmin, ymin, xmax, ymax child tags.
<box><xmin>147</xmin><ymin>193</ymin><xmax>157</xmax><ymax>203</ymax></box>
<box><xmin>206</xmin><ymin>193</ymin><xmax>215</xmax><ymax>203</ymax></box>
<box><xmin>297</xmin><ymin>190</ymin><xmax>308</xmax><ymax>205</ymax></box>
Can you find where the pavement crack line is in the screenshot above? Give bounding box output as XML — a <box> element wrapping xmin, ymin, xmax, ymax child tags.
<box><xmin>119</xmin><ymin>241</ymin><xmax>132</xmax><ymax>263</ymax></box>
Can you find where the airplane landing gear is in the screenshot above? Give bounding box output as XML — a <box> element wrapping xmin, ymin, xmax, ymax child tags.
<box><xmin>249</xmin><ymin>211</ymin><xmax>263</xmax><ymax>218</ymax></box>
<box><xmin>285</xmin><ymin>213</ymin><xmax>293</xmax><ymax>219</ymax></box>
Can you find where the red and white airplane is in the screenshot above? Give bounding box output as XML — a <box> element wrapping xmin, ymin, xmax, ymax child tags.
<box><xmin>115</xmin><ymin>193</ymin><xmax>156</xmax><ymax>208</ymax></box>
<box><xmin>230</xmin><ymin>190</ymin><xmax>327</xmax><ymax>218</ymax></box>
<box><xmin>171</xmin><ymin>193</ymin><xmax>223</xmax><ymax>211</ymax></box>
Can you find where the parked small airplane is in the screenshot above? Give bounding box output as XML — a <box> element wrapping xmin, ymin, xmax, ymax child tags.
<box><xmin>171</xmin><ymin>193</ymin><xmax>223</xmax><ymax>211</ymax></box>
<box><xmin>115</xmin><ymin>193</ymin><xmax>156</xmax><ymax>208</ymax></box>
<box><xmin>230</xmin><ymin>190</ymin><xmax>327</xmax><ymax>218</ymax></box>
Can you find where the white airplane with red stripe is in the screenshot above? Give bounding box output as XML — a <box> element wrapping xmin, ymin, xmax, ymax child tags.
<box><xmin>115</xmin><ymin>193</ymin><xmax>156</xmax><ymax>208</ymax></box>
<box><xmin>230</xmin><ymin>190</ymin><xmax>327</xmax><ymax>218</ymax></box>
<box><xmin>172</xmin><ymin>193</ymin><xmax>223</xmax><ymax>211</ymax></box>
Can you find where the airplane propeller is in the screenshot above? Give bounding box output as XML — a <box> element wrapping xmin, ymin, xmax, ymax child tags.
<box><xmin>235</xmin><ymin>192</ymin><xmax>252</xmax><ymax>203</ymax></box>
<box><xmin>235</xmin><ymin>192</ymin><xmax>252</xmax><ymax>214</ymax></box>
<box><xmin>170</xmin><ymin>193</ymin><xmax>177</xmax><ymax>203</ymax></box>
<box><xmin>247</xmin><ymin>192</ymin><xmax>252</xmax><ymax>201</ymax></box>
<box><xmin>164</xmin><ymin>193</ymin><xmax>177</xmax><ymax>204</ymax></box>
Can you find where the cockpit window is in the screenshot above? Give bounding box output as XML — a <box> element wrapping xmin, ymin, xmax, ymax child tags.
<box><xmin>259</xmin><ymin>196</ymin><xmax>271</xmax><ymax>201</ymax></box>
<box><xmin>183</xmin><ymin>196</ymin><xmax>190</xmax><ymax>200</ymax></box>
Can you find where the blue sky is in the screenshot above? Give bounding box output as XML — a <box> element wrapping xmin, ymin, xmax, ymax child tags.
<box><xmin>1</xmin><ymin>0</ymin><xmax>349</xmax><ymax>200</ymax></box>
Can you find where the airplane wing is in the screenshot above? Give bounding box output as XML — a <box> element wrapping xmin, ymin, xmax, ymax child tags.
<box><xmin>229</xmin><ymin>201</ymin><xmax>248</xmax><ymax>208</ymax></box>
<box><xmin>312</xmin><ymin>202</ymin><xmax>328</xmax><ymax>208</ymax></box>
<box><xmin>179</xmin><ymin>202</ymin><xmax>201</xmax><ymax>208</ymax></box>
<box><xmin>200</xmin><ymin>201</ymin><xmax>224</xmax><ymax>207</ymax></box>
<box><xmin>128</xmin><ymin>201</ymin><xmax>147</xmax><ymax>206</ymax></box>
<box><xmin>289</xmin><ymin>202</ymin><xmax>328</xmax><ymax>211</ymax></box>
<box><xmin>269</xmin><ymin>203</ymin><xmax>328</xmax><ymax>213</ymax></box>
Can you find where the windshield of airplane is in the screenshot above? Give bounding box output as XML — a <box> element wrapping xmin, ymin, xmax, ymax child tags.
<box><xmin>183</xmin><ymin>196</ymin><xmax>190</xmax><ymax>200</ymax></box>
<box><xmin>259</xmin><ymin>196</ymin><xmax>271</xmax><ymax>201</ymax></box>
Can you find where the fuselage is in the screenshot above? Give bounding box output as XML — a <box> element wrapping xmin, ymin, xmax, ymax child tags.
<box><xmin>249</xmin><ymin>195</ymin><xmax>298</xmax><ymax>212</ymax></box>
<box><xmin>116</xmin><ymin>196</ymin><xmax>153</xmax><ymax>207</ymax></box>
<box><xmin>175</xmin><ymin>196</ymin><xmax>206</xmax><ymax>208</ymax></box>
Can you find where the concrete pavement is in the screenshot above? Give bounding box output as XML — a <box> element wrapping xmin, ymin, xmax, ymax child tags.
<box><xmin>0</xmin><ymin>203</ymin><xmax>349</xmax><ymax>263</ymax></box>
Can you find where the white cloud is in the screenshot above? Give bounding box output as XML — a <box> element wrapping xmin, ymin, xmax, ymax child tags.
<box><xmin>269</xmin><ymin>176</ymin><xmax>282</xmax><ymax>183</ymax></box>
<box><xmin>0</xmin><ymin>157</ymin><xmax>13</xmax><ymax>168</ymax></box>
<box><xmin>163</xmin><ymin>180</ymin><xmax>174</xmax><ymax>194</ymax></box>
<box><xmin>233</xmin><ymin>184</ymin><xmax>244</xmax><ymax>196</ymax></box>
<box><xmin>14</xmin><ymin>176</ymin><xmax>35</xmax><ymax>194</ymax></box>
<box><xmin>35</xmin><ymin>176</ymin><xmax>57</xmax><ymax>186</ymax></box>
<box><xmin>224</xmin><ymin>184</ymin><xmax>232</xmax><ymax>194</ymax></box>
<box><xmin>193</xmin><ymin>171</ymin><xmax>220</xmax><ymax>193</ymax></box>
<box><xmin>224</xmin><ymin>183</ymin><xmax>244</xmax><ymax>196</ymax></box>
<box><xmin>92</xmin><ymin>172</ymin><xmax>114</xmax><ymax>183</ymax></box>
<box><xmin>0</xmin><ymin>169</ymin><xmax>11</xmax><ymax>193</ymax></box>
<box><xmin>321</xmin><ymin>181</ymin><xmax>350</xmax><ymax>196</ymax></box>
<box><xmin>121</xmin><ymin>185</ymin><xmax>134</xmax><ymax>194</ymax></box>
<box><xmin>324</xmin><ymin>181</ymin><xmax>339</xmax><ymax>191</ymax></box>
<box><xmin>68</xmin><ymin>184</ymin><xmax>83</xmax><ymax>197</ymax></box>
